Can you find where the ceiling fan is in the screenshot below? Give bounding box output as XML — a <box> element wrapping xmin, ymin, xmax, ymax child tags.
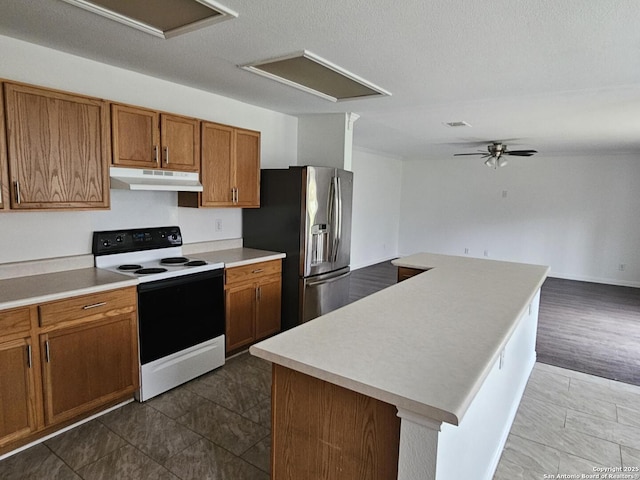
<box><xmin>454</xmin><ymin>142</ymin><xmax>537</xmax><ymax>168</ymax></box>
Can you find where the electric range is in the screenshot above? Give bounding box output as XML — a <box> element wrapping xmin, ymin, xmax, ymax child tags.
<box><xmin>92</xmin><ymin>226</ymin><xmax>226</xmax><ymax>401</ymax></box>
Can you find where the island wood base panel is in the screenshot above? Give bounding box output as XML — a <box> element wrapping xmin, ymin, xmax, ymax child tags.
<box><xmin>271</xmin><ymin>364</ymin><xmax>401</xmax><ymax>480</ymax></box>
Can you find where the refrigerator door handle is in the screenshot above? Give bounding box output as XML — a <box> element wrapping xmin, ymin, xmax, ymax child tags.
<box><xmin>306</xmin><ymin>270</ymin><xmax>351</xmax><ymax>287</ymax></box>
<box><xmin>330</xmin><ymin>176</ymin><xmax>341</xmax><ymax>263</ymax></box>
<box><xmin>335</xmin><ymin>176</ymin><xmax>342</xmax><ymax>262</ymax></box>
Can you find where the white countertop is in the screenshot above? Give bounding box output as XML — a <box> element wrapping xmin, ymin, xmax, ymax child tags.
<box><xmin>0</xmin><ymin>247</ymin><xmax>284</xmax><ymax>312</ymax></box>
<box><xmin>0</xmin><ymin>268</ymin><xmax>138</xmax><ymax>310</ymax></box>
<box><xmin>250</xmin><ymin>252</ymin><xmax>549</xmax><ymax>426</ymax></box>
<box><xmin>193</xmin><ymin>247</ymin><xmax>285</xmax><ymax>268</ymax></box>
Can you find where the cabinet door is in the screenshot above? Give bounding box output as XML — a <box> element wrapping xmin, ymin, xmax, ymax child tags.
<box><xmin>0</xmin><ymin>85</ymin><xmax>9</xmax><ymax>211</ymax></box>
<box><xmin>255</xmin><ymin>275</ymin><xmax>282</xmax><ymax>341</ymax></box>
<box><xmin>225</xmin><ymin>283</ymin><xmax>256</xmax><ymax>352</ymax></box>
<box><xmin>41</xmin><ymin>314</ymin><xmax>138</xmax><ymax>427</ymax></box>
<box><xmin>4</xmin><ymin>83</ymin><xmax>110</xmax><ymax>210</ymax></box>
<box><xmin>200</xmin><ymin>122</ymin><xmax>234</xmax><ymax>206</ymax></box>
<box><xmin>111</xmin><ymin>104</ymin><xmax>159</xmax><ymax>168</ymax></box>
<box><xmin>234</xmin><ymin>129</ymin><xmax>260</xmax><ymax>207</ymax></box>
<box><xmin>0</xmin><ymin>337</ymin><xmax>37</xmax><ymax>449</ymax></box>
<box><xmin>160</xmin><ymin>114</ymin><xmax>200</xmax><ymax>172</ymax></box>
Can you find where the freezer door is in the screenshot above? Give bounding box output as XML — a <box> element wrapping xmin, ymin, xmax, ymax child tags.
<box><xmin>303</xmin><ymin>167</ymin><xmax>353</xmax><ymax>277</ymax></box>
<box><xmin>301</xmin><ymin>267</ymin><xmax>351</xmax><ymax>323</ymax></box>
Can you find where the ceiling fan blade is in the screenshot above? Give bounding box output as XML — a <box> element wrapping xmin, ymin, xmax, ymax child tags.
<box><xmin>505</xmin><ymin>149</ymin><xmax>537</xmax><ymax>154</ymax></box>
<box><xmin>504</xmin><ymin>151</ymin><xmax>537</xmax><ymax>156</ymax></box>
<box><xmin>453</xmin><ymin>153</ymin><xmax>485</xmax><ymax>156</ymax></box>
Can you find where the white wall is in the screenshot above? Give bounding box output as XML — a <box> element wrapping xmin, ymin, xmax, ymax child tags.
<box><xmin>297</xmin><ymin>113</ymin><xmax>350</xmax><ymax>169</ymax></box>
<box><xmin>398</xmin><ymin>154</ymin><xmax>640</xmax><ymax>286</ymax></box>
<box><xmin>350</xmin><ymin>148</ymin><xmax>403</xmax><ymax>269</ymax></box>
<box><xmin>0</xmin><ymin>35</ymin><xmax>298</xmax><ymax>264</ymax></box>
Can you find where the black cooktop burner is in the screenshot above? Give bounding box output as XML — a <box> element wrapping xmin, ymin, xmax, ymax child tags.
<box><xmin>160</xmin><ymin>257</ymin><xmax>189</xmax><ymax>265</ymax></box>
<box><xmin>135</xmin><ymin>267</ymin><xmax>168</xmax><ymax>274</ymax></box>
<box><xmin>118</xmin><ymin>264</ymin><xmax>143</xmax><ymax>271</ymax></box>
<box><xmin>185</xmin><ymin>260</ymin><xmax>207</xmax><ymax>267</ymax></box>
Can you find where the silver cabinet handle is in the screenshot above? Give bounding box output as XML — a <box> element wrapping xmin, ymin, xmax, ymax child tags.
<box><xmin>153</xmin><ymin>145</ymin><xmax>159</xmax><ymax>164</ymax></box>
<box><xmin>83</xmin><ymin>301</ymin><xmax>106</xmax><ymax>310</ymax></box>
<box><xmin>45</xmin><ymin>340</ymin><xmax>50</xmax><ymax>363</ymax></box>
<box><xmin>252</xmin><ymin>269</ymin><xmax>264</xmax><ymax>274</ymax></box>
<box><xmin>164</xmin><ymin>146</ymin><xmax>169</xmax><ymax>164</ymax></box>
<box><xmin>235</xmin><ymin>187</ymin><xmax>239</xmax><ymax>204</ymax></box>
<box><xmin>15</xmin><ymin>180</ymin><xmax>21</xmax><ymax>204</ymax></box>
<box><xmin>0</xmin><ymin>181</ymin><xmax>3</xmax><ymax>205</ymax></box>
<box><xmin>26</xmin><ymin>344</ymin><xmax>32</xmax><ymax>368</ymax></box>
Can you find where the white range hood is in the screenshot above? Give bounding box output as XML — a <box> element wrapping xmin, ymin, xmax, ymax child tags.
<box><xmin>110</xmin><ymin>167</ymin><xmax>203</xmax><ymax>192</ymax></box>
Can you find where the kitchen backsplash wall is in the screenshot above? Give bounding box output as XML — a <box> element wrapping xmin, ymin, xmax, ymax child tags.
<box><xmin>0</xmin><ymin>34</ymin><xmax>298</xmax><ymax>264</ymax></box>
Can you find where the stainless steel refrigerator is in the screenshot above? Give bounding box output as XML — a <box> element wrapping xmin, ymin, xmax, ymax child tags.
<box><xmin>243</xmin><ymin>166</ymin><xmax>353</xmax><ymax>331</ymax></box>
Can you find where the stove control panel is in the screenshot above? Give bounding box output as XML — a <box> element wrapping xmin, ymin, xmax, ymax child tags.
<box><xmin>93</xmin><ymin>226</ymin><xmax>183</xmax><ymax>255</ymax></box>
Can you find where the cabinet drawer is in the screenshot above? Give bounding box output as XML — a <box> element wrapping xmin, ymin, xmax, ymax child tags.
<box><xmin>39</xmin><ymin>287</ymin><xmax>136</xmax><ymax>328</ymax></box>
<box><xmin>225</xmin><ymin>260</ymin><xmax>282</xmax><ymax>286</ymax></box>
<box><xmin>0</xmin><ymin>307</ymin><xmax>31</xmax><ymax>337</ymax></box>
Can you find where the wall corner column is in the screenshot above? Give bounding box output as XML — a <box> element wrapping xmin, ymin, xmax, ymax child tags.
<box><xmin>396</xmin><ymin>408</ymin><xmax>442</xmax><ymax>480</ymax></box>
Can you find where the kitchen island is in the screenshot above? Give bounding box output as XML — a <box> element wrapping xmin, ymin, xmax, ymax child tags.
<box><xmin>250</xmin><ymin>252</ymin><xmax>549</xmax><ymax>480</ymax></box>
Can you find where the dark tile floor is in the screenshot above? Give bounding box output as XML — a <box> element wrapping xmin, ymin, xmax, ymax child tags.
<box><xmin>0</xmin><ymin>352</ymin><xmax>272</xmax><ymax>480</ymax></box>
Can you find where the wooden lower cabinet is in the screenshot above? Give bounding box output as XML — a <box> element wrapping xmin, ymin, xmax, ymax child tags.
<box><xmin>225</xmin><ymin>283</ymin><xmax>257</xmax><ymax>352</ymax></box>
<box><xmin>0</xmin><ymin>335</ymin><xmax>38</xmax><ymax>449</ymax></box>
<box><xmin>0</xmin><ymin>306</ymin><xmax>38</xmax><ymax>450</ymax></box>
<box><xmin>0</xmin><ymin>287</ymin><xmax>138</xmax><ymax>454</ymax></box>
<box><xmin>41</xmin><ymin>315</ymin><xmax>138</xmax><ymax>427</ymax></box>
<box><xmin>225</xmin><ymin>259</ymin><xmax>282</xmax><ymax>354</ymax></box>
<box><xmin>272</xmin><ymin>365</ymin><xmax>401</xmax><ymax>480</ymax></box>
<box><xmin>397</xmin><ymin>266</ymin><xmax>427</xmax><ymax>282</ymax></box>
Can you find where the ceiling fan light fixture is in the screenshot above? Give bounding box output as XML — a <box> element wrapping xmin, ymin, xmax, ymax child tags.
<box><xmin>497</xmin><ymin>157</ymin><xmax>508</xmax><ymax>168</ymax></box>
<box><xmin>484</xmin><ymin>157</ymin><xmax>497</xmax><ymax>168</ymax></box>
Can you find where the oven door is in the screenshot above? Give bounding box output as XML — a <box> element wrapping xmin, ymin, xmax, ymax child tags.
<box><xmin>137</xmin><ymin>269</ymin><xmax>224</xmax><ymax>365</ymax></box>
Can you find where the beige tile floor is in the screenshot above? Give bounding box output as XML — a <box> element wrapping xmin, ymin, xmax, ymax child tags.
<box><xmin>494</xmin><ymin>363</ymin><xmax>640</xmax><ymax>480</ymax></box>
<box><xmin>1</xmin><ymin>355</ymin><xmax>639</xmax><ymax>479</ymax></box>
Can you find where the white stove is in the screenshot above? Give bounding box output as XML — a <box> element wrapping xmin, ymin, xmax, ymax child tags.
<box><xmin>95</xmin><ymin>246</ymin><xmax>224</xmax><ymax>282</ymax></box>
<box><xmin>93</xmin><ymin>227</ymin><xmax>223</xmax><ymax>282</ymax></box>
<box><xmin>92</xmin><ymin>226</ymin><xmax>226</xmax><ymax>401</ymax></box>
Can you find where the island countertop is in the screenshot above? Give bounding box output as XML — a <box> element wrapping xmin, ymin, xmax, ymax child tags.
<box><xmin>250</xmin><ymin>252</ymin><xmax>549</xmax><ymax>425</ymax></box>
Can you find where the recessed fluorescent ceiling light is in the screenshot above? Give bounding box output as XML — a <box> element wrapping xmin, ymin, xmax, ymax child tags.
<box><xmin>60</xmin><ymin>0</ymin><xmax>238</xmax><ymax>39</ymax></box>
<box><xmin>240</xmin><ymin>51</ymin><xmax>391</xmax><ymax>102</ymax></box>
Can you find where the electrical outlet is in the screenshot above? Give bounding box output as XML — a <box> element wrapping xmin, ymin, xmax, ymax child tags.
<box><xmin>619</xmin><ymin>264</ymin><xmax>626</xmax><ymax>272</ymax></box>
<box><xmin>464</xmin><ymin>248</ymin><xmax>469</xmax><ymax>254</ymax></box>
<box><xmin>502</xmin><ymin>190</ymin><xmax>508</xmax><ymax>198</ymax></box>
<box><xmin>484</xmin><ymin>249</ymin><xmax>489</xmax><ymax>257</ymax></box>
<box><xmin>215</xmin><ymin>219</ymin><xmax>223</xmax><ymax>232</ymax></box>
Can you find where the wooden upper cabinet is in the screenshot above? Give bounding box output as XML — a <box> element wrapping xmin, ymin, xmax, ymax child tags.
<box><xmin>178</xmin><ymin>121</ymin><xmax>260</xmax><ymax>208</ymax></box>
<box><xmin>3</xmin><ymin>83</ymin><xmax>110</xmax><ymax>210</ymax></box>
<box><xmin>234</xmin><ymin>129</ymin><xmax>260</xmax><ymax>207</ymax></box>
<box><xmin>111</xmin><ymin>104</ymin><xmax>159</xmax><ymax>168</ymax></box>
<box><xmin>111</xmin><ymin>104</ymin><xmax>199</xmax><ymax>172</ymax></box>
<box><xmin>0</xmin><ymin>85</ymin><xmax>9</xmax><ymax>211</ymax></box>
<box><xmin>200</xmin><ymin>122</ymin><xmax>234</xmax><ymax>206</ymax></box>
<box><xmin>161</xmin><ymin>113</ymin><xmax>200</xmax><ymax>171</ymax></box>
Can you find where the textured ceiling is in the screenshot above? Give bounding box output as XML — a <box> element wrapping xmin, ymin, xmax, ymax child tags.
<box><xmin>1</xmin><ymin>0</ymin><xmax>640</xmax><ymax>160</ymax></box>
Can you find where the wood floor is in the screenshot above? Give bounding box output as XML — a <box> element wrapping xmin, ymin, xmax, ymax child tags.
<box><xmin>349</xmin><ymin>260</ymin><xmax>640</xmax><ymax>386</ymax></box>
<box><xmin>537</xmin><ymin>277</ymin><xmax>640</xmax><ymax>386</ymax></box>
